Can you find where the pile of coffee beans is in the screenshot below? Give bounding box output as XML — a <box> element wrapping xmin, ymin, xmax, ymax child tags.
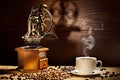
<box><xmin>59</xmin><ymin>66</ymin><xmax>75</xmax><ymax>73</ymax></box>
<box><xmin>0</xmin><ymin>66</ymin><xmax>71</xmax><ymax>80</ymax></box>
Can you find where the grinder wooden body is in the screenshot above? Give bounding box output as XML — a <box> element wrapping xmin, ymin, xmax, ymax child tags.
<box><xmin>15</xmin><ymin>46</ymin><xmax>49</xmax><ymax>72</ymax></box>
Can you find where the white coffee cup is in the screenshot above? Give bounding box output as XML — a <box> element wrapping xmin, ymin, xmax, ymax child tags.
<box><xmin>75</xmin><ymin>56</ymin><xmax>102</xmax><ymax>74</ymax></box>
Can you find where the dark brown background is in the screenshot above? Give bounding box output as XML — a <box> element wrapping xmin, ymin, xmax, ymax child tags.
<box><xmin>0</xmin><ymin>0</ymin><xmax>120</xmax><ymax>66</ymax></box>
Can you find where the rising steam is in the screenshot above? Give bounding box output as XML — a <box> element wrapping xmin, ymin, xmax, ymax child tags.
<box><xmin>82</xmin><ymin>27</ymin><xmax>95</xmax><ymax>56</ymax></box>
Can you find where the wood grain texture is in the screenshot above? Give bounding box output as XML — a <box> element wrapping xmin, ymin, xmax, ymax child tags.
<box><xmin>0</xmin><ymin>0</ymin><xmax>120</xmax><ymax>66</ymax></box>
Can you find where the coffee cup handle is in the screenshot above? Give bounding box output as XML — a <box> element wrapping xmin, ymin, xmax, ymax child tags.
<box><xmin>96</xmin><ymin>60</ymin><xmax>102</xmax><ymax>67</ymax></box>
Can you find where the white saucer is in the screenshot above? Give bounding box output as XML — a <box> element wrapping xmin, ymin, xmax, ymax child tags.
<box><xmin>71</xmin><ymin>69</ymin><xmax>100</xmax><ymax>76</ymax></box>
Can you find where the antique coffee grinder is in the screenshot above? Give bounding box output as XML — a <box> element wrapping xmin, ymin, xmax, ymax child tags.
<box><xmin>15</xmin><ymin>4</ymin><xmax>52</xmax><ymax>72</ymax></box>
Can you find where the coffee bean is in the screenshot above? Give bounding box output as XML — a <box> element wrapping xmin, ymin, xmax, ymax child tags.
<box><xmin>104</xmin><ymin>76</ymin><xmax>108</xmax><ymax>78</ymax></box>
<box><xmin>112</xmin><ymin>72</ymin><xmax>115</xmax><ymax>75</ymax></box>
<box><xmin>103</xmin><ymin>68</ymin><xmax>107</xmax><ymax>70</ymax></box>
<box><xmin>103</xmin><ymin>72</ymin><xmax>106</xmax><ymax>75</ymax></box>
<box><xmin>100</xmin><ymin>68</ymin><xmax>104</xmax><ymax>71</ymax></box>
<box><xmin>109</xmin><ymin>74</ymin><xmax>113</xmax><ymax>77</ymax></box>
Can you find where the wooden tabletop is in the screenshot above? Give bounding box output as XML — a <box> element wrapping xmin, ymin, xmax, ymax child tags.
<box><xmin>0</xmin><ymin>65</ymin><xmax>120</xmax><ymax>80</ymax></box>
